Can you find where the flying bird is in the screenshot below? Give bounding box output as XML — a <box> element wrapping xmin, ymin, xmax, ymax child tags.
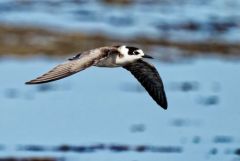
<box><xmin>26</xmin><ymin>46</ymin><xmax>168</xmax><ymax>109</ymax></box>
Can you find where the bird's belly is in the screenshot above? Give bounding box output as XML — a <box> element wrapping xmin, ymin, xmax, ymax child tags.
<box><xmin>95</xmin><ymin>59</ymin><xmax>120</xmax><ymax>67</ymax></box>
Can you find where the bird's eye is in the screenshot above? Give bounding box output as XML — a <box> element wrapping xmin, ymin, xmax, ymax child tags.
<box><xmin>133</xmin><ymin>51</ymin><xmax>139</xmax><ymax>55</ymax></box>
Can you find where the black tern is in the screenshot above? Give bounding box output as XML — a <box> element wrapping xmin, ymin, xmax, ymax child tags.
<box><xmin>26</xmin><ymin>45</ymin><xmax>168</xmax><ymax>109</ymax></box>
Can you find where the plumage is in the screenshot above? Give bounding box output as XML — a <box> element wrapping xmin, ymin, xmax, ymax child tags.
<box><xmin>26</xmin><ymin>45</ymin><xmax>168</xmax><ymax>109</ymax></box>
<box><xmin>26</xmin><ymin>47</ymin><xmax>116</xmax><ymax>84</ymax></box>
<box><xmin>123</xmin><ymin>59</ymin><xmax>167</xmax><ymax>109</ymax></box>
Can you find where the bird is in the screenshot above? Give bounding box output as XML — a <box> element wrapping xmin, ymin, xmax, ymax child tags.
<box><xmin>26</xmin><ymin>45</ymin><xmax>168</xmax><ymax>109</ymax></box>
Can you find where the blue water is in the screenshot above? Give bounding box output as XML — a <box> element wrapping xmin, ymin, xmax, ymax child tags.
<box><xmin>0</xmin><ymin>58</ymin><xmax>239</xmax><ymax>161</ymax></box>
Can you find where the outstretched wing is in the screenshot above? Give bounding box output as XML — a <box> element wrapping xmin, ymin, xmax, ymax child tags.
<box><xmin>26</xmin><ymin>48</ymin><xmax>110</xmax><ymax>84</ymax></box>
<box><xmin>123</xmin><ymin>59</ymin><xmax>168</xmax><ymax>109</ymax></box>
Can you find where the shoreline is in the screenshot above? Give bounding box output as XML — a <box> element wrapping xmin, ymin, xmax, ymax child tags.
<box><xmin>0</xmin><ymin>25</ymin><xmax>239</xmax><ymax>58</ymax></box>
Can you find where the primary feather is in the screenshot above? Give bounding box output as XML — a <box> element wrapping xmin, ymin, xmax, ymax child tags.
<box><xmin>123</xmin><ymin>59</ymin><xmax>168</xmax><ymax>109</ymax></box>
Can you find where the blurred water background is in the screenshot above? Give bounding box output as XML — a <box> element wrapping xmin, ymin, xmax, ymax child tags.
<box><xmin>0</xmin><ymin>0</ymin><xmax>240</xmax><ymax>161</ymax></box>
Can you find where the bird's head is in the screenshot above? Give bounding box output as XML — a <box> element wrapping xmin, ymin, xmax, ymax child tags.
<box><xmin>116</xmin><ymin>46</ymin><xmax>153</xmax><ymax>63</ymax></box>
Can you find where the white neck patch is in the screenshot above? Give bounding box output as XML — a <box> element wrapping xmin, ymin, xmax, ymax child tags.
<box><xmin>119</xmin><ymin>46</ymin><xmax>129</xmax><ymax>56</ymax></box>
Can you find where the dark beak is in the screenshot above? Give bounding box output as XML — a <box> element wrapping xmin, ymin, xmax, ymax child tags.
<box><xmin>143</xmin><ymin>55</ymin><xmax>153</xmax><ymax>59</ymax></box>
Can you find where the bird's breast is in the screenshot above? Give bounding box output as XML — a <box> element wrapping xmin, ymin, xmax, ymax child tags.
<box><xmin>95</xmin><ymin>55</ymin><xmax>120</xmax><ymax>67</ymax></box>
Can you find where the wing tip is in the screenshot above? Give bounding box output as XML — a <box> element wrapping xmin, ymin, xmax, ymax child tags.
<box><xmin>25</xmin><ymin>79</ymin><xmax>49</xmax><ymax>85</ymax></box>
<box><xmin>161</xmin><ymin>103</ymin><xmax>168</xmax><ymax>110</ymax></box>
<box><xmin>25</xmin><ymin>80</ymin><xmax>39</xmax><ymax>85</ymax></box>
<box><xmin>25</xmin><ymin>81</ymin><xmax>31</xmax><ymax>85</ymax></box>
<box><xmin>159</xmin><ymin>95</ymin><xmax>168</xmax><ymax>110</ymax></box>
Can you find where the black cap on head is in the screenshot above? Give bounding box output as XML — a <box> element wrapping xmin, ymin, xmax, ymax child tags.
<box><xmin>126</xmin><ymin>46</ymin><xmax>139</xmax><ymax>55</ymax></box>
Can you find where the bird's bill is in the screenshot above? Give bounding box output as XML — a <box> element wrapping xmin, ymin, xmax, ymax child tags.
<box><xmin>143</xmin><ymin>55</ymin><xmax>153</xmax><ymax>59</ymax></box>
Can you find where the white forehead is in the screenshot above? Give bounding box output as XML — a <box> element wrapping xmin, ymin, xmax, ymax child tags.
<box><xmin>137</xmin><ymin>49</ymin><xmax>144</xmax><ymax>56</ymax></box>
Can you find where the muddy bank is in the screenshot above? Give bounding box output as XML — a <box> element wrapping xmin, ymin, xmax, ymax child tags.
<box><xmin>0</xmin><ymin>25</ymin><xmax>239</xmax><ymax>58</ymax></box>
